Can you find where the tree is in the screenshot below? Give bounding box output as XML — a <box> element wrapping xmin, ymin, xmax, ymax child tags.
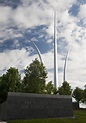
<box><xmin>53</xmin><ymin>87</ymin><xmax>58</xmax><ymax>94</ymax></box>
<box><xmin>82</xmin><ymin>85</ymin><xmax>86</xmax><ymax>103</ymax></box>
<box><xmin>0</xmin><ymin>67</ymin><xmax>21</xmax><ymax>103</ymax></box>
<box><xmin>22</xmin><ymin>58</ymin><xmax>47</xmax><ymax>93</ymax></box>
<box><xmin>45</xmin><ymin>81</ymin><xmax>58</xmax><ymax>94</ymax></box>
<box><xmin>58</xmin><ymin>81</ymin><xmax>72</xmax><ymax>95</ymax></box>
<box><xmin>72</xmin><ymin>87</ymin><xmax>83</xmax><ymax>104</ymax></box>
<box><xmin>6</xmin><ymin>67</ymin><xmax>21</xmax><ymax>92</ymax></box>
<box><xmin>84</xmin><ymin>84</ymin><xmax>86</xmax><ymax>89</ymax></box>
<box><xmin>0</xmin><ymin>75</ymin><xmax>8</xmax><ymax>103</ymax></box>
<box><xmin>83</xmin><ymin>89</ymin><xmax>86</xmax><ymax>103</ymax></box>
<box><xmin>45</xmin><ymin>81</ymin><xmax>54</xmax><ymax>94</ymax></box>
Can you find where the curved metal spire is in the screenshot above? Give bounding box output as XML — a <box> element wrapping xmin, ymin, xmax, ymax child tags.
<box><xmin>63</xmin><ymin>51</ymin><xmax>69</xmax><ymax>82</ymax></box>
<box><xmin>30</xmin><ymin>40</ymin><xmax>43</xmax><ymax>63</ymax></box>
<box><xmin>63</xmin><ymin>47</ymin><xmax>70</xmax><ymax>82</ymax></box>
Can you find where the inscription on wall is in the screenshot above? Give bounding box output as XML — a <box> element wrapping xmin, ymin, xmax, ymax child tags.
<box><xmin>21</xmin><ymin>100</ymin><xmax>63</xmax><ymax>110</ymax></box>
<box><xmin>0</xmin><ymin>92</ymin><xmax>73</xmax><ymax>120</ymax></box>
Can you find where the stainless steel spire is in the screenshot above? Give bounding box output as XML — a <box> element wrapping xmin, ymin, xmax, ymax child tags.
<box><xmin>31</xmin><ymin>40</ymin><xmax>43</xmax><ymax>63</ymax></box>
<box><xmin>63</xmin><ymin>51</ymin><xmax>69</xmax><ymax>82</ymax></box>
<box><xmin>54</xmin><ymin>10</ymin><xmax>58</xmax><ymax>88</ymax></box>
<box><xmin>63</xmin><ymin>47</ymin><xmax>70</xmax><ymax>82</ymax></box>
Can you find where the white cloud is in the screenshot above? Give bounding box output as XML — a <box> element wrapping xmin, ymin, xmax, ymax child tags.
<box><xmin>0</xmin><ymin>0</ymin><xmax>77</xmax><ymax>42</ymax></box>
<box><xmin>0</xmin><ymin>48</ymin><xmax>30</xmax><ymax>74</ymax></box>
<box><xmin>0</xmin><ymin>6</ymin><xmax>12</xmax><ymax>23</ymax></box>
<box><xmin>12</xmin><ymin>3</ymin><xmax>53</xmax><ymax>28</ymax></box>
<box><xmin>0</xmin><ymin>0</ymin><xmax>77</xmax><ymax>36</ymax></box>
<box><xmin>47</xmin><ymin>0</ymin><xmax>76</xmax><ymax>11</ymax></box>
<box><xmin>42</xmin><ymin>52</ymin><xmax>53</xmax><ymax>70</ymax></box>
<box><xmin>78</xmin><ymin>4</ymin><xmax>86</xmax><ymax>25</ymax></box>
<box><xmin>79</xmin><ymin>4</ymin><xmax>86</xmax><ymax>18</ymax></box>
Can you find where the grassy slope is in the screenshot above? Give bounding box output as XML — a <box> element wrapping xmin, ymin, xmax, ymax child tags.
<box><xmin>7</xmin><ymin>109</ymin><xmax>86</xmax><ymax>123</ymax></box>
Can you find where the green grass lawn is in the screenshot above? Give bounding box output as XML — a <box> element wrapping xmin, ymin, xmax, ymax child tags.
<box><xmin>7</xmin><ymin>109</ymin><xmax>86</xmax><ymax>123</ymax></box>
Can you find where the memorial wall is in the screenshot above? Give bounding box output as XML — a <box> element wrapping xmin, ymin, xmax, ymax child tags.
<box><xmin>0</xmin><ymin>92</ymin><xmax>73</xmax><ymax>120</ymax></box>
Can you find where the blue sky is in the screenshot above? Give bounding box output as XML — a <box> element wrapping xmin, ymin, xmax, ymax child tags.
<box><xmin>0</xmin><ymin>0</ymin><xmax>86</xmax><ymax>89</ymax></box>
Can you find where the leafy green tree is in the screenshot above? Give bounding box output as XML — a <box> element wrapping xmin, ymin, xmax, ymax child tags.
<box><xmin>84</xmin><ymin>84</ymin><xmax>86</xmax><ymax>89</ymax></box>
<box><xmin>0</xmin><ymin>75</ymin><xmax>8</xmax><ymax>103</ymax></box>
<box><xmin>83</xmin><ymin>89</ymin><xmax>86</xmax><ymax>103</ymax></box>
<box><xmin>0</xmin><ymin>67</ymin><xmax>21</xmax><ymax>103</ymax></box>
<box><xmin>6</xmin><ymin>67</ymin><xmax>21</xmax><ymax>92</ymax></box>
<box><xmin>58</xmin><ymin>81</ymin><xmax>72</xmax><ymax>95</ymax></box>
<box><xmin>45</xmin><ymin>81</ymin><xmax>54</xmax><ymax>94</ymax></box>
<box><xmin>45</xmin><ymin>81</ymin><xmax>58</xmax><ymax>94</ymax></box>
<box><xmin>22</xmin><ymin>58</ymin><xmax>47</xmax><ymax>93</ymax></box>
<box><xmin>82</xmin><ymin>85</ymin><xmax>86</xmax><ymax>103</ymax></box>
<box><xmin>72</xmin><ymin>87</ymin><xmax>83</xmax><ymax>104</ymax></box>
<box><xmin>52</xmin><ymin>87</ymin><xmax>58</xmax><ymax>94</ymax></box>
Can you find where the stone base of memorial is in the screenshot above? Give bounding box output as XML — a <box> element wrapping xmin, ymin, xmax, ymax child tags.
<box><xmin>0</xmin><ymin>92</ymin><xmax>73</xmax><ymax>120</ymax></box>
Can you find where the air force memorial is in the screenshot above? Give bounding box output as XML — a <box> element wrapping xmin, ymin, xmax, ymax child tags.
<box><xmin>0</xmin><ymin>11</ymin><xmax>73</xmax><ymax>120</ymax></box>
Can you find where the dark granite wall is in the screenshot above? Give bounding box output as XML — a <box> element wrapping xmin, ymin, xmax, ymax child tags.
<box><xmin>0</xmin><ymin>92</ymin><xmax>73</xmax><ymax>120</ymax></box>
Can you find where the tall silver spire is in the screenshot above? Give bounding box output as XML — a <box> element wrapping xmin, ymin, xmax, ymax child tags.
<box><xmin>54</xmin><ymin>10</ymin><xmax>58</xmax><ymax>88</ymax></box>
<box><xmin>30</xmin><ymin>40</ymin><xmax>43</xmax><ymax>63</ymax></box>
<box><xmin>63</xmin><ymin>48</ymin><xmax>70</xmax><ymax>82</ymax></box>
<box><xmin>63</xmin><ymin>51</ymin><xmax>69</xmax><ymax>82</ymax></box>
